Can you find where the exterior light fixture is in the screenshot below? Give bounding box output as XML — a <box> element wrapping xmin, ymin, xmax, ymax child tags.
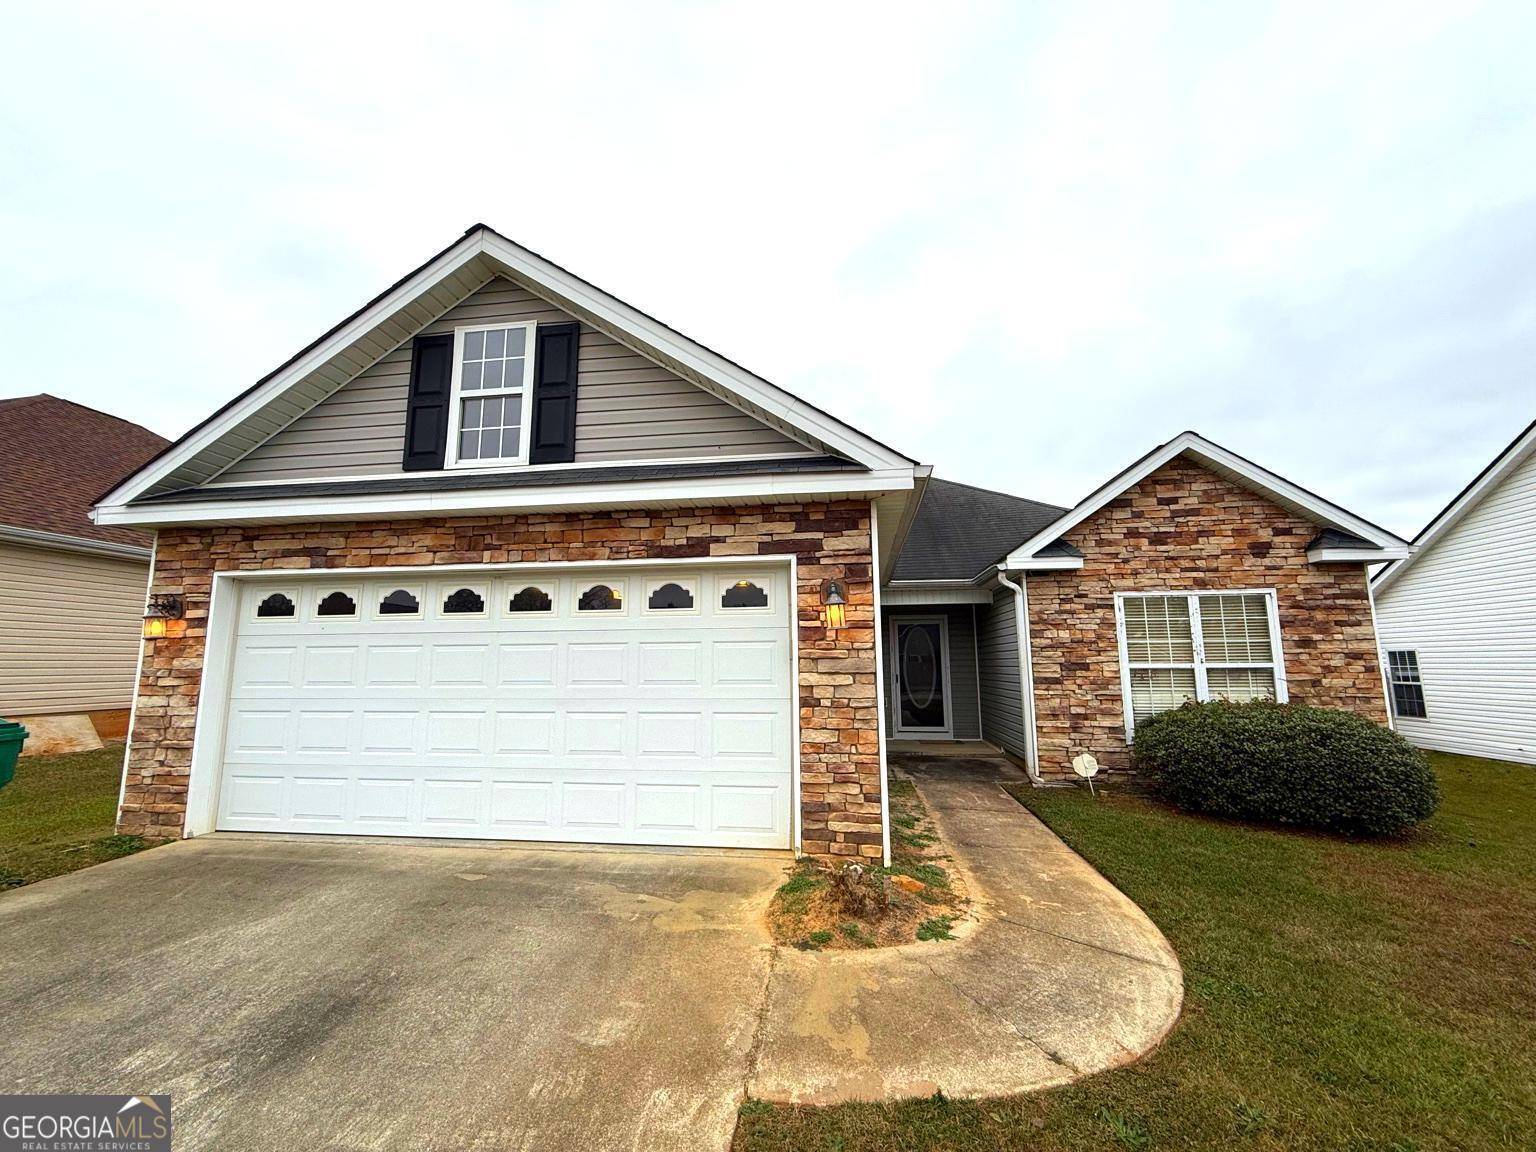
<box><xmin>142</xmin><ymin>594</ymin><xmax>185</xmax><ymax>639</ymax></box>
<box><xmin>820</xmin><ymin>577</ymin><xmax>848</xmax><ymax>632</ymax></box>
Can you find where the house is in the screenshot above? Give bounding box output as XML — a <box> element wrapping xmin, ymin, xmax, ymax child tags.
<box><xmin>93</xmin><ymin>225</ymin><xmax>1409</xmax><ymax>860</ymax></box>
<box><xmin>883</xmin><ymin>436</ymin><xmax>1408</xmax><ymax>778</ymax></box>
<box><xmin>0</xmin><ymin>395</ymin><xmax>169</xmax><ymax>752</ymax></box>
<box><xmin>1372</xmin><ymin>417</ymin><xmax>1536</xmax><ymax>765</ymax></box>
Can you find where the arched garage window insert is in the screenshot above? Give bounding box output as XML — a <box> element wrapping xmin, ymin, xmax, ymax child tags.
<box><xmin>721</xmin><ymin>580</ymin><xmax>768</xmax><ymax>609</ymax></box>
<box><xmin>509</xmin><ymin>586</ymin><xmax>553</xmax><ymax>613</ymax></box>
<box><xmin>648</xmin><ymin>582</ymin><xmax>695</xmax><ymax>610</ymax></box>
<box><xmin>443</xmin><ymin>587</ymin><xmax>486</xmax><ymax>614</ymax></box>
<box><xmin>256</xmin><ymin>592</ymin><xmax>295</xmax><ymax>619</ymax></box>
<box><xmin>578</xmin><ymin>584</ymin><xmax>622</xmax><ymax>612</ymax></box>
<box><xmin>379</xmin><ymin>589</ymin><xmax>420</xmax><ymax>615</ymax></box>
<box><xmin>317</xmin><ymin>591</ymin><xmax>357</xmax><ymax>617</ymax></box>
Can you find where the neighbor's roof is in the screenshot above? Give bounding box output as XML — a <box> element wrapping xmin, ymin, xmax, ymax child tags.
<box><xmin>891</xmin><ymin>478</ymin><xmax>1068</xmax><ymax>582</ymax></box>
<box><xmin>0</xmin><ymin>395</ymin><xmax>168</xmax><ymax>549</ymax></box>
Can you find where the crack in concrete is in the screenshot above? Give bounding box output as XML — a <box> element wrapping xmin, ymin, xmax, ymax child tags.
<box><xmin>988</xmin><ymin>912</ymin><xmax>1180</xmax><ymax>972</ymax></box>
<box><xmin>740</xmin><ymin>944</ymin><xmax>780</xmax><ymax>1097</ymax></box>
<box><xmin>912</xmin><ymin>954</ymin><xmax>1083</xmax><ymax>1076</ymax></box>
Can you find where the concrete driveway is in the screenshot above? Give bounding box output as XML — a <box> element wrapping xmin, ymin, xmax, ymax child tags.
<box><xmin>0</xmin><ymin>837</ymin><xmax>784</xmax><ymax>1151</ymax></box>
<box><xmin>0</xmin><ymin>752</ymin><xmax>1181</xmax><ymax>1150</ymax></box>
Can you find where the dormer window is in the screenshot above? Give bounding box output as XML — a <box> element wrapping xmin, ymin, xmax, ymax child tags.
<box><xmin>447</xmin><ymin>322</ymin><xmax>535</xmax><ymax>467</ymax></box>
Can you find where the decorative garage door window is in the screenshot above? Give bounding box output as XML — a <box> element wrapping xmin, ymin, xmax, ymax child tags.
<box><xmin>379</xmin><ymin>589</ymin><xmax>420</xmax><ymax>615</ymax></box>
<box><xmin>647</xmin><ymin>581</ymin><xmax>695</xmax><ymax>610</ymax></box>
<box><xmin>721</xmin><ymin>579</ymin><xmax>768</xmax><ymax>609</ymax></box>
<box><xmin>255</xmin><ymin>592</ymin><xmax>296</xmax><ymax>619</ymax></box>
<box><xmin>579</xmin><ymin>583</ymin><xmax>623</xmax><ymax>611</ymax></box>
<box><xmin>509</xmin><ymin>585</ymin><xmax>553</xmax><ymax>612</ymax></box>
<box><xmin>1116</xmin><ymin>590</ymin><xmax>1286</xmax><ymax>739</ymax></box>
<box><xmin>317</xmin><ymin>591</ymin><xmax>357</xmax><ymax>617</ymax></box>
<box><xmin>443</xmin><ymin>587</ymin><xmax>486</xmax><ymax>614</ymax></box>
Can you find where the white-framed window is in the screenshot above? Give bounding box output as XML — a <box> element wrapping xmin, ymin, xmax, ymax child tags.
<box><xmin>1115</xmin><ymin>590</ymin><xmax>1287</xmax><ymax>740</ymax></box>
<box><xmin>251</xmin><ymin>590</ymin><xmax>298</xmax><ymax>621</ymax></box>
<box><xmin>445</xmin><ymin>322</ymin><xmax>535</xmax><ymax>467</ymax></box>
<box><xmin>1386</xmin><ymin>650</ymin><xmax>1427</xmax><ymax>719</ymax></box>
<box><xmin>645</xmin><ymin>577</ymin><xmax>698</xmax><ymax>613</ymax></box>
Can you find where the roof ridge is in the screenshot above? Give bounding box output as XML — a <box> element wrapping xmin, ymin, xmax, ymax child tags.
<box><xmin>930</xmin><ymin>475</ymin><xmax>1068</xmax><ymax>513</ymax></box>
<box><xmin>0</xmin><ymin>392</ymin><xmax>167</xmax><ymax>439</ymax></box>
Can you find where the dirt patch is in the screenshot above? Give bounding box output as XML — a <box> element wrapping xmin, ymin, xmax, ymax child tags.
<box><xmin>766</xmin><ymin>774</ymin><xmax>968</xmax><ymax>950</ymax></box>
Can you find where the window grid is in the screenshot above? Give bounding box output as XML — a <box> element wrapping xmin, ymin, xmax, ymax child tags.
<box><xmin>1386</xmin><ymin>650</ymin><xmax>1427</xmax><ymax>719</ymax></box>
<box><xmin>1118</xmin><ymin>591</ymin><xmax>1285</xmax><ymax>735</ymax></box>
<box><xmin>450</xmin><ymin>323</ymin><xmax>533</xmax><ymax>465</ymax></box>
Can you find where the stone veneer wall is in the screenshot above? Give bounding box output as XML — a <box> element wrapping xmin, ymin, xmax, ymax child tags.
<box><xmin>1027</xmin><ymin>458</ymin><xmax>1388</xmax><ymax>779</ymax></box>
<box><xmin>117</xmin><ymin>500</ymin><xmax>882</xmax><ymax>857</ymax></box>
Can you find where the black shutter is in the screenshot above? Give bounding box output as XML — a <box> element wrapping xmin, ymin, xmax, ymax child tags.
<box><xmin>401</xmin><ymin>333</ymin><xmax>454</xmax><ymax>471</ymax></box>
<box><xmin>529</xmin><ymin>322</ymin><xmax>580</xmax><ymax>464</ymax></box>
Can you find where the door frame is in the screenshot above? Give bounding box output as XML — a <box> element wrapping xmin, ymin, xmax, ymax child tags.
<box><xmin>178</xmin><ymin>553</ymin><xmax>800</xmax><ymax>848</ymax></box>
<box><xmin>888</xmin><ymin>613</ymin><xmax>954</xmax><ymax>739</ymax></box>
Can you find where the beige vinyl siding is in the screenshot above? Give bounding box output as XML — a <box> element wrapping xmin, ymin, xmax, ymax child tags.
<box><xmin>976</xmin><ymin>586</ymin><xmax>1028</xmax><ymax>759</ymax></box>
<box><xmin>0</xmin><ymin>542</ymin><xmax>148</xmax><ymax>715</ymax></box>
<box><xmin>1374</xmin><ymin>442</ymin><xmax>1536</xmax><ymax>765</ymax></box>
<box><xmin>218</xmin><ymin>277</ymin><xmax>809</xmax><ymax>482</ymax></box>
<box><xmin>882</xmin><ymin>606</ymin><xmax>981</xmax><ymax>739</ymax></box>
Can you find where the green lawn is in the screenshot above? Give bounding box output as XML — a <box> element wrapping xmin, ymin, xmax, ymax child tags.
<box><xmin>0</xmin><ymin>745</ymin><xmax>158</xmax><ymax>888</ymax></box>
<box><xmin>734</xmin><ymin>753</ymin><xmax>1536</xmax><ymax>1152</ymax></box>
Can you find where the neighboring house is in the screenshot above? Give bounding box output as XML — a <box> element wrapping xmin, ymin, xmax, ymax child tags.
<box><xmin>94</xmin><ymin>224</ymin><xmax>1408</xmax><ymax>859</ymax></box>
<box><xmin>0</xmin><ymin>395</ymin><xmax>169</xmax><ymax>748</ymax></box>
<box><xmin>1373</xmin><ymin>417</ymin><xmax>1536</xmax><ymax>765</ymax></box>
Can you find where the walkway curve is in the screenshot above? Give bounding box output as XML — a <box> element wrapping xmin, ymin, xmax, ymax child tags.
<box><xmin>747</xmin><ymin>750</ymin><xmax>1183</xmax><ymax>1104</ymax></box>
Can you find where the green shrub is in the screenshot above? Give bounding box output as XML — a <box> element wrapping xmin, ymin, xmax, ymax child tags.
<box><xmin>1130</xmin><ymin>700</ymin><xmax>1438</xmax><ymax>836</ymax></box>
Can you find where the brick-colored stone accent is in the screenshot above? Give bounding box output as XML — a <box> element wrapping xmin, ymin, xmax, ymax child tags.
<box><xmin>118</xmin><ymin>501</ymin><xmax>882</xmax><ymax>857</ymax></box>
<box><xmin>1027</xmin><ymin>458</ymin><xmax>1388</xmax><ymax>779</ymax></box>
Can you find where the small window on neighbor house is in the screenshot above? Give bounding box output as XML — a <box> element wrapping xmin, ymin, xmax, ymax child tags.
<box><xmin>509</xmin><ymin>586</ymin><xmax>553</xmax><ymax>612</ymax></box>
<box><xmin>1387</xmin><ymin>650</ymin><xmax>1427</xmax><ymax>719</ymax></box>
<box><xmin>578</xmin><ymin>583</ymin><xmax>622</xmax><ymax>611</ymax></box>
<box><xmin>317</xmin><ymin>591</ymin><xmax>357</xmax><ymax>617</ymax></box>
<box><xmin>648</xmin><ymin>582</ymin><xmax>695</xmax><ymax>610</ymax></box>
<box><xmin>443</xmin><ymin>587</ymin><xmax>486</xmax><ymax>614</ymax></box>
<box><xmin>379</xmin><ymin>589</ymin><xmax>420</xmax><ymax>615</ymax></box>
<box><xmin>721</xmin><ymin>580</ymin><xmax>768</xmax><ymax>609</ymax></box>
<box><xmin>256</xmin><ymin>592</ymin><xmax>295</xmax><ymax>618</ymax></box>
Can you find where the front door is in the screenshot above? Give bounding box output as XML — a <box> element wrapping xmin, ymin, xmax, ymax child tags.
<box><xmin>892</xmin><ymin>617</ymin><xmax>950</xmax><ymax>736</ymax></box>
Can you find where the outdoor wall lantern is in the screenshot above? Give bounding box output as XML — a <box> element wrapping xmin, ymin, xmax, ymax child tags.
<box><xmin>142</xmin><ymin>594</ymin><xmax>186</xmax><ymax>639</ymax></box>
<box><xmin>820</xmin><ymin>577</ymin><xmax>848</xmax><ymax>632</ymax></box>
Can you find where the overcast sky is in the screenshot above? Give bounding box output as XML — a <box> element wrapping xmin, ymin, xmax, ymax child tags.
<box><xmin>3</xmin><ymin>2</ymin><xmax>1533</xmax><ymax>535</ymax></box>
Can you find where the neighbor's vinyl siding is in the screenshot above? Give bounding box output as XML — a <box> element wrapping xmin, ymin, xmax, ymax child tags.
<box><xmin>882</xmin><ymin>606</ymin><xmax>981</xmax><ymax>740</ymax></box>
<box><xmin>1374</xmin><ymin>443</ymin><xmax>1536</xmax><ymax>765</ymax></box>
<box><xmin>976</xmin><ymin>586</ymin><xmax>1027</xmax><ymax>759</ymax></box>
<box><xmin>0</xmin><ymin>542</ymin><xmax>149</xmax><ymax>715</ymax></box>
<box><xmin>219</xmin><ymin>277</ymin><xmax>809</xmax><ymax>481</ymax></box>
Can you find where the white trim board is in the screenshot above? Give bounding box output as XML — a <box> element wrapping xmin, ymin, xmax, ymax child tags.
<box><xmin>95</xmin><ymin>468</ymin><xmax>916</xmax><ymax>529</ymax></box>
<box><xmin>0</xmin><ymin>524</ymin><xmax>152</xmax><ymax>561</ymax></box>
<box><xmin>101</xmin><ymin>226</ymin><xmax>915</xmax><ymax>508</ymax></box>
<box><xmin>1002</xmin><ymin>431</ymin><xmax>1409</xmax><ymax>569</ymax></box>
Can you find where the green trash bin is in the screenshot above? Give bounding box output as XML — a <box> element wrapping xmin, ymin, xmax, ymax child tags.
<box><xmin>0</xmin><ymin>720</ymin><xmax>27</xmax><ymax>789</ymax></box>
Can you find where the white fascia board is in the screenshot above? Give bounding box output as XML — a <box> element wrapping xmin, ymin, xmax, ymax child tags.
<box><xmin>100</xmin><ymin>235</ymin><xmax>488</xmax><ymax>507</ymax></box>
<box><xmin>1373</xmin><ymin>421</ymin><xmax>1536</xmax><ymax>596</ymax></box>
<box><xmin>1002</xmin><ymin>431</ymin><xmax>1408</xmax><ymax>567</ymax></box>
<box><xmin>95</xmin><ymin>468</ymin><xmax>915</xmax><ymax>529</ymax></box>
<box><xmin>1308</xmin><ymin>545</ymin><xmax>1409</xmax><ymax>565</ymax></box>
<box><xmin>477</xmin><ymin>232</ymin><xmax>911</xmax><ymax>472</ymax></box>
<box><xmin>0</xmin><ymin>524</ymin><xmax>152</xmax><ymax>561</ymax></box>
<box><xmin>882</xmin><ymin>583</ymin><xmax>993</xmax><ymax>606</ymax></box>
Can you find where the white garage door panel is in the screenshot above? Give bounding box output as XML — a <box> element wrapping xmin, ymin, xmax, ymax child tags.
<box><xmin>215</xmin><ymin>567</ymin><xmax>793</xmax><ymax>848</ymax></box>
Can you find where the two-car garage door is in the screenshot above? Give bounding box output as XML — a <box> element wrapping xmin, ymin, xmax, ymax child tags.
<box><xmin>213</xmin><ymin>564</ymin><xmax>794</xmax><ymax>849</ymax></box>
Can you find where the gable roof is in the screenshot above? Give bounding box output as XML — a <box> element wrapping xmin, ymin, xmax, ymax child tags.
<box><xmin>0</xmin><ymin>395</ymin><xmax>168</xmax><ymax>552</ymax></box>
<box><xmin>1373</xmin><ymin>414</ymin><xmax>1536</xmax><ymax>595</ymax></box>
<box><xmin>890</xmin><ymin>478</ymin><xmax>1068</xmax><ymax>582</ymax></box>
<box><xmin>1001</xmin><ymin>430</ymin><xmax>1410</xmax><ymax>570</ymax></box>
<box><xmin>101</xmin><ymin>225</ymin><xmax>915</xmax><ymax>507</ymax></box>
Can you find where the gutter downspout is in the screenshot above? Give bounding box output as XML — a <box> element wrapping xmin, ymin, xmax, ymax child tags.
<box><xmin>995</xmin><ymin>567</ymin><xmax>1042</xmax><ymax>783</ymax></box>
<box><xmin>1364</xmin><ymin>566</ymin><xmax>1395</xmax><ymax>731</ymax></box>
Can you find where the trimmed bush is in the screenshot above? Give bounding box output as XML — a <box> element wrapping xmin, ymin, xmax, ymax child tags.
<box><xmin>1131</xmin><ymin>700</ymin><xmax>1438</xmax><ymax>836</ymax></box>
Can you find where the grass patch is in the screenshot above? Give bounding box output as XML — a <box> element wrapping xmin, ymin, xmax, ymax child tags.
<box><xmin>735</xmin><ymin>752</ymin><xmax>1536</xmax><ymax>1151</ymax></box>
<box><xmin>0</xmin><ymin>746</ymin><xmax>163</xmax><ymax>888</ymax></box>
<box><xmin>765</xmin><ymin>775</ymin><xmax>967</xmax><ymax>949</ymax></box>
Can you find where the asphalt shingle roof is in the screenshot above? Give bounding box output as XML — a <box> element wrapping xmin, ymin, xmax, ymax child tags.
<box><xmin>891</xmin><ymin>478</ymin><xmax>1068</xmax><ymax>582</ymax></box>
<box><xmin>0</xmin><ymin>395</ymin><xmax>169</xmax><ymax>548</ymax></box>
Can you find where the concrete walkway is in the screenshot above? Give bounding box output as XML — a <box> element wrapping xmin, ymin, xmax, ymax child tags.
<box><xmin>747</xmin><ymin>750</ymin><xmax>1184</xmax><ymax>1103</ymax></box>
